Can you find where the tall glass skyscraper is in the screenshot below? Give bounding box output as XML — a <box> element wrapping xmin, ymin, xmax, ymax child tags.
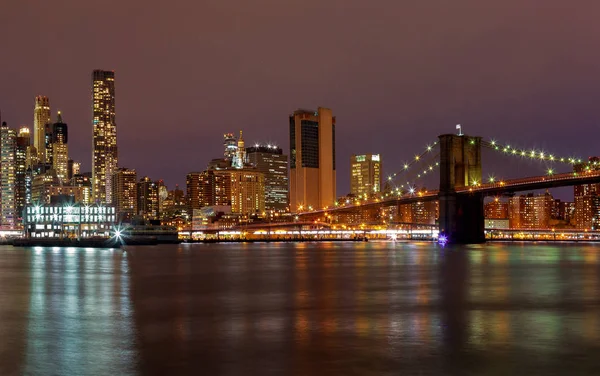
<box><xmin>92</xmin><ymin>70</ymin><xmax>117</xmax><ymax>204</ymax></box>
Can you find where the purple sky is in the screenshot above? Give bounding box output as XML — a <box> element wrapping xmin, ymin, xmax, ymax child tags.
<box><xmin>2</xmin><ymin>1</ymin><xmax>600</xmax><ymax>198</ymax></box>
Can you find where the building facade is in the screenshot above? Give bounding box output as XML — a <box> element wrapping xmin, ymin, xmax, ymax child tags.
<box><xmin>223</xmin><ymin>133</ymin><xmax>237</xmax><ymax>160</ymax></box>
<box><xmin>230</xmin><ymin>169</ymin><xmax>265</xmax><ymax>214</ymax></box>
<box><xmin>31</xmin><ymin>171</ymin><xmax>60</xmax><ymax>204</ymax></box>
<box><xmin>575</xmin><ymin>195</ymin><xmax>600</xmax><ymax>230</ymax></box>
<box><xmin>52</xmin><ymin>112</ymin><xmax>69</xmax><ymax>183</ymax></box>
<box><xmin>137</xmin><ymin>177</ymin><xmax>159</xmax><ymax>220</ymax></box>
<box><xmin>573</xmin><ymin>158</ymin><xmax>600</xmax><ymax>229</ymax></box>
<box><xmin>33</xmin><ymin>96</ymin><xmax>51</xmax><ymax>164</ymax></box>
<box><xmin>0</xmin><ymin>122</ymin><xmax>17</xmax><ymax>228</ymax></box>
<box><xmin>113</xmin><ymin>168</ymin><xmax>138</xmax><ymax>222</ymax></box>
<box><xmin>509</xmin><ymin>193</ymin><xmax>553</xmax><ymax>229</ymax></box>
<box><xmin>398</xmin><ymin>201</ymin><xmax>437</xmax><ymax>224</ymax></box>
<box><xmin>247</xmin><ymin>145</ymin><xmax>289</xmax><ymax>211</ymax></box>
<box><xmin>350</xmin><ymin>154</ymin><xmax>382</xmax><ymax>198</ymax></box>
<box><xmin>70</xmin><ymin>174</ymin><xmax>93</xmax><ymax>204</ymax></box>
<box><xmin>92</xmin><ymin>70</ymin><xmax>118</xmax><ymax>204</ymax></box>
<box><xmin>484</xmin><ymin>198</ymin><xmax>508</xmax><ymax>219</ymax></box>
<box><xmin>24</xmin><ymin>203</ymin><xmax>116</xmax><ymax>238</ymax></box>
<box><xmin>16</xmin><ymin>127</ymin><xmax>31</xmax><ymax>223</ymax></box>
<box><xmin>187</xmin><ymin>170</ymin><xmax>232</xmax><ymax>212</ymax></box>
<box><xmin>289</xmin><ymin>107</ymin><xmax>336</xmax><ymax>212</ymax></box>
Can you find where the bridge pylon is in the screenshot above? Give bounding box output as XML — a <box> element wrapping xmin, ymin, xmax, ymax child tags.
<box><xmin>438</xmin><ymin>134</ymin><xmax>485</xmax><ymax>244</ymax></box>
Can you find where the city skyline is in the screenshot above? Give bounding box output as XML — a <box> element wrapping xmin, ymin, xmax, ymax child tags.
<box><xmin>2</xmin><ymin>1</ymin><xmax>600</xmax><ymax>198</ymax></box>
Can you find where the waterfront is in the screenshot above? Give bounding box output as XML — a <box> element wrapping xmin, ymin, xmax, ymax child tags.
<box><xmin>0</xmin><ymin>242</ymin><xmax>599</xmax><ymax>375</ymax></box>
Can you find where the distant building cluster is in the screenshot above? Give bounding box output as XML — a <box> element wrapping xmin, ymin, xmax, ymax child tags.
<box><xmin>1</xmin><ymin>96</ymin><xmax>89</xmax><ymax>230</ymax></box>
<box><xmin>4</xmin><ymin>69</ymin><xmax>599</xmax><ymax>235</ymax></box>
<box><xmin>484</xmin><ymin>163</ymin><xmax>600</xmax><ymax>231</ymax></box>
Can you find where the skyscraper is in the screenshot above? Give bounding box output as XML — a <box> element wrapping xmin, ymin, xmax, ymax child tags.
<box><xmin>350</xmin><ymin>154</ymin><xmax>382</xmax><ymax>198</ymax></box>
<box><xmin>16</xmin><ymin>126</ymin><xmax>31</xmax><ymax>223</ymax></box>
<box><xmin>92</xmin><ymin>70</ymin><xmax>117</xmax><ymax>204</ymax></box>
<box><xmin>289</xmin><ymin>107</ymin><xmax>336</xmax><ymax>212</ymax></box>
<box><xmin>247</xmin><ymin>145</ymin><xmax>289</xmax><ymax>211</ymax></box>
<box><xmin>33</xmin><ymin>96</ymin><xmax>50</xmax><ymax>164</ymax></box>
<box><xmin>137</xmin><ymin>177</ymin><xmax>159</xmax><ymax>220</ymax></box>
<box><xmin>113</xmin><ymin>168</ymin><xmax>138</xmax><ymax>222</ymax></box>
<box><xmin>52</xmin><ymin>111</ymin><xmax>69</xmax><ymax>183</ymax></box>
<box><xmin>1</xmin><ymin>122</ymin><xmax>17</xmax><ymax>228</ymax></box>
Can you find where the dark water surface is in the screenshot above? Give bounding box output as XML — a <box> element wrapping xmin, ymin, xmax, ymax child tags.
<box><xmin>1</xmin><ymin>242</ymin><xmax>600</xmax><ymax>375</ymax></box>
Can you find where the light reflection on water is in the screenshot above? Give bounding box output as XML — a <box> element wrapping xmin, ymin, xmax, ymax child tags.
<box><xmin>0</xmin><ymin>242</ymin><xmax>598</xmax><ymax>375</ymax></box>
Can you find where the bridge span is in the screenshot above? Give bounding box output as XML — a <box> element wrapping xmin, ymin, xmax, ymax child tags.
<box><xmin>297</xmin><ymin>134</ymin><xmax>600</xmax><ymax>244</ymax></box>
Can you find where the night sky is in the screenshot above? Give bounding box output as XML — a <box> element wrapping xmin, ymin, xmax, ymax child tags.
<box><xmin>2</xmin><ymin>1</ymin><xmax>600</xmax><ymax>198</ymax></box>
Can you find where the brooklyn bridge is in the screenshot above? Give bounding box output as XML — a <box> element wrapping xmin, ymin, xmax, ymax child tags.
<box><xmin>294</xmin><ymin>133</ymin><xmax>600</xmax><ymax>244</ymax></box>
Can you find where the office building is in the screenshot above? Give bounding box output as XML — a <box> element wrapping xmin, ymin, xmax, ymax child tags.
<box><xmin>92</xmin><ymin>70</ymin><xmax>118</xmax><ymax>204</ymax></box>
<box><xmin>0</xmin><ymin>122</ymin><xmax>17</xmax><ymax>228</ymax></box>
<box><xmin>350</xmin><ymin>154</ymin><xmax>382</xmax><ymax>198</ymax></box>
<box><xmin>33</xmin><ymin>96</ymin><xmax>51</xmax><ymax>163</ymax></box>
<box><xmin>52</xmin><ymin>112</ymin><xmax>69</xmax><ymax>183</ymax></box>
<box><xmin>137</xmin><ymin>177</ymin><xmax>159</xmax><ymax>220</ymax></box>
<box><xmin>230</xmin><ymin>169</ymin><xmax>265</xmax><ymax>214</ymax></box>
<box><xmin>247</xmin><ymin>145</ymin><xmax>289</xmax><ymax>211</ymax></box>
<box><xmin>113</xmin><ymin>168</ymin><xmax>138</xmax><ymax>222</ymax></box>
<box><xmin>289</xmin><ymin>107</ymin><xmax>336</xmax><ymax>211</ymax></box>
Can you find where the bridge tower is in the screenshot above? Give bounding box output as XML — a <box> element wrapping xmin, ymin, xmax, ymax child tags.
<box><xmin>438</xmin><ymin>134</ymin><xmax>485</xmax><ymax>243</ymax></box>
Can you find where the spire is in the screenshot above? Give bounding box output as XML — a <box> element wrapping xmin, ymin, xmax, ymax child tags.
<box><xmin>57</xmin><ymin>110</ymin><xmax>63</xmax><ymax>123</ymax></box>
<box><xmin>237</xmin><ymin>130</ymin><xmax>245</xmax><ymax>148</ymax></box>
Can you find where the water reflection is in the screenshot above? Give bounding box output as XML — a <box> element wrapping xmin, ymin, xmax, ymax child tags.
<box><xmin>1</xmin><ymin>242</ymin><xmax>600</xmax><ymax>375</ymax></box>
<box><xmin>0</xmin><ymin>247</ymin><xmax>136</xmax><ymax>375</ymax></box>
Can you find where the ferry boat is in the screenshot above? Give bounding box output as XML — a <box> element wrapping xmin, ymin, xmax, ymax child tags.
<box><xmin>118</xmin><ymin>224</ymin><xmax>180</xmax><ymax>245</ymax></box>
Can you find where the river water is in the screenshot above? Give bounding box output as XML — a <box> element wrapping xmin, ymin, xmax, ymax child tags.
<box><xmin>0</xmin><ymin>242</ymin><xmax>599</xmax><ymax>375</ymax></box>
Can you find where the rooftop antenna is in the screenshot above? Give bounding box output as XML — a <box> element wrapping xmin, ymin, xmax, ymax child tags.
<box><xmin>456</xmin><ymin>124</ymin><xmax>463</xmax><ymax>136</ymax></box>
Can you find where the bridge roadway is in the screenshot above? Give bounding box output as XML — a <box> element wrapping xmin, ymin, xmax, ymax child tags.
<box><xmin>298</xmin><ymin>169</ymin><xmax>600</xmax><ymax>217</ymax></box>
<box><xmin>457</xmin><ymin>169</ymin><xmax>600</xmax><ymax>195</ymax></box>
